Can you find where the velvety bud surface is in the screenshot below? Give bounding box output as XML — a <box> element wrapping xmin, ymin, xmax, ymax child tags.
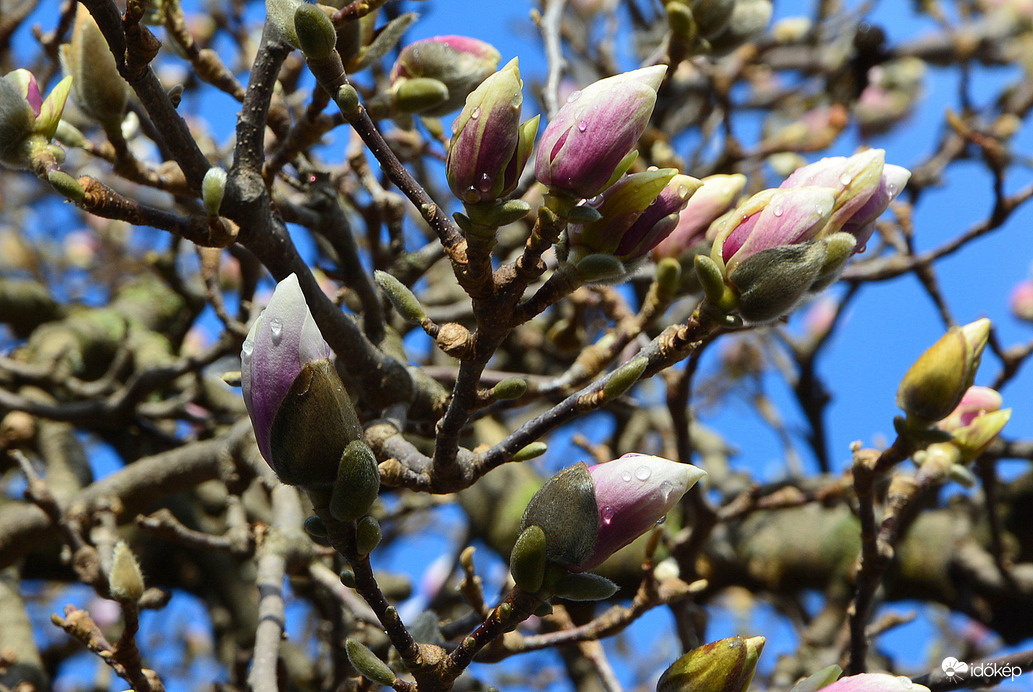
<box><xmin>656</xmin><ymin>635</ymin><xmax>765</xmax><ymax>692</ymax></box>
<box><xmin>535</xmin><ymin>65</ymin><xmax>666</xmax><ymax>199</ymax></box>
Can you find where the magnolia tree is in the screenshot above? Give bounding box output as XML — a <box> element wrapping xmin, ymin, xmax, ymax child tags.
<box><xmin>2</xmin><ymin>0</ymin><xmax>1033</xmax><ymax>691</ymax></box>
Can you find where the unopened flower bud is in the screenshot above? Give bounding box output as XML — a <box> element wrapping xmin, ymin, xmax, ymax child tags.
<box><xmin>937</xmin><ymin>386</ymin><xmax>1010</xmax><ymax>462</ymax></box>
<box><xmin>521</xmin><ymin>455</ymin><xmax>705</xmax><ymax>572</ymax></box>
<box><xmin>293</xmin><ymin>4</ymin><xmax>337</xmax><ymax>60</ymax></box>
<box><xmin>241</xmin><ymin>274</ymin><xmax>364</xmax><ymax>486</ymax></box>
<box><xmin>816</xmin><ymin>674</ymin><xmax>929</xmax><ymax>692</ymax></box>
<box><xmin>447</xmin><ymin>58</ymin><xmax>538</xmax><ymax>204</ymax></box>
<box><xmin>727</xmin><ymin>239</ymin><xmax>827</xmax><ymax>324</ymax></box>
<box><xmin>779</xmin><ymin>149</ymin><xmax>910</xmax><ymax>251</ymax></box>
<box><xmin>60</xmin><ymin>5</ymin><xmax>129</xmax><ymax>131</ymax></box>
<box><xmin>1</xmin><ymin>69</ymin><xmax>73</xmax><ymax>169</ymax></box>
<box><xmin>536</xmin><ymin>65</ymin><xmax>666</xmax><ymax>199</ymax></box>
<box><xmin>390</xmin><ymin>36</ymin><xmax>501</xmax><ymax>116</ymax></box>
<box><xmin>711</xmin><ymin>186</ymin><xmax>836</xmax><ymax>275</ymax></box>
<box><xmin>896</xmin><ymin>318</ymin><xmax>991</xmax><ymax>425</ymax></box>
<box><xmin>657</xmin><ymin>636</ymin><xmax>765</xmax><ymax>692</ymax></box>
<box><xmin>109</xmin><ymin>541</ymin><xmax>145</xmax><ymax>603</ymax></box>
<box><xmin>653</xmin><ymin>173</ymin><xmax>746</xmax><ymax>260</ymax></box>
<box><xmin>1009</xmin><ymin>278</ymin><xmax>1033</xmax><ymax>323</ymax></box>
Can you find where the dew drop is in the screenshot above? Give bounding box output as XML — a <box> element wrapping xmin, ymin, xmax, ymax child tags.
<box><xmin>856</xmin><ymin>242</ymin><xmax>867</xmax><ymax>254</ymax></box>
<box><xmin>601</xmin><ymin>506</ymin><xmax>615</xmax><ymax>524</ymax></box>
<box><xmin>567</xmin><ymin>89</ymin><xmax>582</xmax><ymax>103</ymax></box>
<box><xmin>269</xmin><ymin>316</ymin><xmax>283</xmax><ymax>344</ymax></box>
<box><xmin>620</xmin><ymin>470</ymin><xmax>633</xmax><ymax>482</ymax></box>
<box><xmin>839</xmin><ymin>172</ymin><xmax>853</xmax><ymax>186</ymax></box>
<box><xmin>635</xmin><ymin>465</ymin><xmax>652</xmax><ymax>481</ymax></box>
<box><xmin>477</xmin><ymin>173</ymin><xmax>493</xmax><ymax>192</ymax></box>
<box><xmin>655</xmin><ymin>514</ymin><xmax>667</xmax><ymax>525</ymax></box>
<box><xmin>772</xmin><ymin>204</ymin><xmax>784</xmax><ymax>217</ymax></box>
<box><xmin>470</xmin><ymin>106</ymin><xmax>481</xmax><ymax>120</ymax></box>
<box><xmin>677</xmin><ymin>185</ymin><xmax>689</xmax><ymax>199</ymax></box>
<box><xmin>815</xmin><ymin>204</ymin><xmax>825</xmax><ymax>215</ymax></box>
<box><xmin>241</xmin><ymin>339</ymin><xmax>254</xmax><ymax>358</ymax></box>
<box><xmin>586</xmin><ymin>194</ymin><xmax>604</xmax><ymax>206</ymax></box>
<box><xmin>577</xmin><ymin>120</ymin><xmax>588</xmax><ymax>132</ymax></box>
<box><xmin>463</xmin><ymin>187</ymin><xmax>481</xmax><ymax>204</ymax></box>
<box><xmin>887</xmin><ymin>182</ymin><xmax>898</xmax><ymax>195</ymax></box>
<box><xmin>659</xmin><ymin>479</ymin><xmax>674</xmax><ymax>500</ymax></box>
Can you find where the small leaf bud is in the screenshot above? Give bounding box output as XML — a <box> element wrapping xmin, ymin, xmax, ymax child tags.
<box><xmin>293</xmin><ymin>4</ymin><xmax>337</xmax><ymax>60</ymax></box>
<box><xmin>374</xmin><ymin>270</ymin><xmax>427</xmax><ymax>323</ymax></box>
<box><xmin>512</xmin><ymin>441</ymin><xmax>548</xmax><ymax>461</ymax></box>
<box><xmin>355</xmin><ymin>515</ymin><xmax>382</xmax><ymax>556</ymax></box>
<box><xmin>346</xmin><ymin>638</ymin><xmax>396</xmax><ymax>686</ymax></box>
<box><xmin>551</xmin><ymin>572</ymin><xmax>619</xmax><ymax>601</ymax></box>
<box><xmin>510</xmin><ymin>525</ymin><xmax>547</xmax><ymax>592</ymax></box>
<box><xmin>202</xmin><ymin>167</ymin><xmax>228</xmax><ymax>216</ymax></box>
<box><xmin>330</xmin><ymin>440</ymin><xmax>381</xmax><ymax>521</ymax></box>
<box><xmin>492</xmin><ymin>377</ymin><xmax>527</xmax><ymax>400</ymax></box>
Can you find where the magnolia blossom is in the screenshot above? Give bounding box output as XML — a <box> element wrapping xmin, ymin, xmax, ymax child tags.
<box><xmin>817</xmin><ymin>674</ymin><xmax>929</xmax><ymax>692</ymax></box>
<box><xmin>536</xmin><ymin>65</ymin><xmax>666</xmax><ymax>199</ymax></box>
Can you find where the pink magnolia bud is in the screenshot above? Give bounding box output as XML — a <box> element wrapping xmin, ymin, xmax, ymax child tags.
<box><xmin>817</xmin><ymin>674</ymin><xmax>929</xmax><ymax>692</ymax></box>
<box><xmin>653</xmin><ymin>173</ymin><xmax>746</xmax><ymax>260</ymax></box>
<box><xmin>0</xmin><ymin>69</ymin><xmax>72</xmax><ymax>169</ymax></box>
<box><xmin>390</xmin><ymin>36</ymin><xmax>501</xmax><ymax>116</ymax></box>
<box><xmin>711</xmin><ymin>186</ymin><xmax>836</xmax><ymax>274</ymax></box>
<box><xmin>447</xmin><ymin>58</ymin><xmax>539</xmax><ymax>204</ymax></box>
<box><xmin>1010</xmin><ymin>278</ymin><xmax>1033</xmax><ymax>323</ymax></box>
<box><xmin>566</xmin><ymin>170</ymin><xmax>702</xmax><ymax>273</ymax></box>
<box><xmin>519</xmin><ymin>454</ymin><xmax>705</xmax><ymax>573</ymax></box>
<box><xmin>241</xmin><ymin>274</ymin><xmax>364</xmax><ymax>486</ymax></box>
<box><xmin>779</xmin><ymin>149</ymin><xmax>910</xmax><ymax>251</ymax></box>
<box><xmin>535</xmin><ymin>65</ymin><xmax>667</xmax><ymax>199</ymax></box>
<box><xmin>937</xmin><ymin>386</ymin><xmax>1010</xmax><ymax>462</ymax></box>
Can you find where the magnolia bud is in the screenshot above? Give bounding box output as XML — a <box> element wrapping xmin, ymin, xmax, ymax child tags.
<box><xmin>355</xmin><ymin>515</ymin><xmax>382</xmax><ymax>556</ymax></box>
<box><xmin>551</xmin><ymin>572</ymin><xmax>619</xmax><ymax>601</ymax></box>
<box><xmin>521</xmin><ymin>455</ymin><xmax>705</xmax><ymax>572</ymax></box>
<box><xmin>389</xmin><ymin>36</ymin><xmax>501</xmax><ymax>116</ymax></box>
<box><xmin>109</xmin><ymin>541</ymin><xmax>145</xmax><ymax>603</ymax></box>
<box><xmin>657</xmin><ymin>636</ymin><xmax>765</xmax><ymax>692</ymax></box>
<box><xmin>536</xmin><ymin>66</ymin><xmax>666</xmax><ymax>199</ymax></box>
<box><xmin>896</xmin><ymin>319</ymin><xmax>990</xmax><ymax>425</ymax></box>
<box><xmin>60</xmin><ymin>5</ymin><xmax>129</xmax><ymax>131</ymax></box>
<box><xmin>728</xmin><ymin>240</ymin><xmax>826</xmax><ymax>324</ymax></box>
<box><xmin>510</xmin><ymin>524</ymin><xmax>547</xmax><ymax>592</ymax></box>
<box><xmin>202</xmin><ymin>167</ymin><xmax>228</xmax><ymax>216</ymax></box>
<box><xmin>816</xmin><ymin>674</ymin><xmax>930</xmax><ymax>692</ymax></box>
<box><xmin>375</xmin><ymin>270</ymin><xmax>427</xmax><ymax>323</ymax></box>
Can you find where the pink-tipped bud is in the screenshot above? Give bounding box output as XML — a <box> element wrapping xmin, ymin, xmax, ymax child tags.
<box><xmin>535</xmin><ymin>65</ymin><xmax>667</xmax><ymax>199</ymax></box>
<box><xmin>519</xmin><ymin>454</ymin><xmax>705</xmax><ymax>573</ymax></box>
<box><xmin>390</xmin><ymin>36</ymin><xmax>501</xmax><ymax>116</ymax></box>
<box><xmin>653</xmin><ymin>173</ymin><xmax>746</xmax><ymax>260</ymax></box>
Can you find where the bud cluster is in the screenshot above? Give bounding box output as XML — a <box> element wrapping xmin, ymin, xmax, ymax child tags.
<box><xmin>696</xmin><ymin>149</ymin><xmax>910</xmax><ymax>323</ymax></box>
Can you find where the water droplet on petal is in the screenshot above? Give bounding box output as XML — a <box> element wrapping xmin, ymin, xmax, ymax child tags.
<box><xmin>660</xmin><ymin>479</ymin><xmax>673</xmax><ymax>500</ymax></box>
<box><xmin>241</xmin><ymin>339</ymin><xmax>254</xmax><ymax>358</ymax></box>
<box><xmin>577</xmin><ymin>120</ymin><xmax>588</xmax><ymax>132</ymax></box>
<box><xmin>269</xmin><ymin>316</ymin><xmax>283</xmax><ymax>343</ymax></box>
<box><xmin>601</xmin><ymin>506</ymin><xmax>615</xmax><ymax>524</ymax></box>
<box><xmin>477</xmin><ymin>173</ymin><xmax>493</xmax><ymax>192</ymax></box>
<box><xmin>887</xmin><ymin>182</ymin><xmax>897</xmax><ymax>195</ymax></box>
<box><xmin>621</xmin><ymin>470</ymin><xmax>633</xmax><ymax>482</ymax></box>
<box><xmin>635</xmin><ymin>465</ymin><xmax>652</xmax><ymax>481</ymax></box>
<box><xmin>839</xmin><ymin>172</ymin><xmax>853</xmax><ymax>186</ymax></box>
<box><xmin>856</xmin><ymin>242</ymin><xmax>867</xmax><ymax>253</ymax></box>
<box><xmin>567</xmin><ymin>90</ymin><xmax>582</xmax><ymax>103</ymax></box>
<box><xmin>772</xmin><ymin>205</ymin><xmax>784</xmax><ymax>217</ymax></box>
<box><xmin>677</xmin><ymin>185</ymin><xmax>689</xmax><ymax>199</ymax></box>
<box><xmin>655</xmin><ymin>514</ymin><xmax>667</xmax><ymax>525</ymax></box>
<box><xmin>470</xmin><ymin>106</ymin><xmax>481</xmax><ymax>120</ymax></box>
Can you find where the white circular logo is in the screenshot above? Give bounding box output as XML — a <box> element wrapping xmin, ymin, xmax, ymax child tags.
<box><xmin>941</xmin><ymin>657</ymin><xmax>969</xmax><ymax>679</ymax></box>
